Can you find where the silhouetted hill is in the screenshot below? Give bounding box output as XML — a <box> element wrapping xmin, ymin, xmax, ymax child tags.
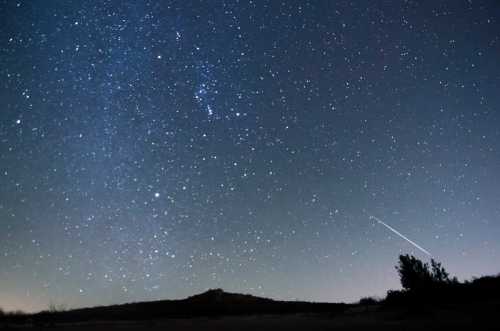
<box><xmin>184</xmin><ymin>288</ymin><xmax>273</xmax><ymax>305</ymax></box>
<box><xmin>2</xmin><ymin>268</ymin><xmax>500</xmax><ymax>329</ymax></box>
<box><xmin>26</xmin><ymin>289</ymin><xmax>347</xmax><ymax>325</ymax></box>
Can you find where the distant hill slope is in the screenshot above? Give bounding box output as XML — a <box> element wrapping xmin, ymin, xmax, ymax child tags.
<box><xmin>184</xmin><ymin>288</ymin><xmax>275</xmax><ymax>305</ymax></box>
<box><xmin>5</xmin><ymin>274</ymin><xmax>499</xmax><ymax>326</ymax></box>
<box><xmin>31</xmin><ymin>289</ymin><xmax>348</xmax><ymax>324</ymax></box>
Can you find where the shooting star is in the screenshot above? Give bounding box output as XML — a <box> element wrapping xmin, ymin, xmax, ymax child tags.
<box><xmin>370</xmin><ymin>215</ymin><xmax>432</xmax><ymax>256</ymax></box>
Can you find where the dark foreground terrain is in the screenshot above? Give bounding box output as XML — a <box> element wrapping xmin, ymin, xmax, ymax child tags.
<box><xmin>1</xmin><ymin>287</ymin><xmax>499</xmax><ymax>330</ymax></box>
<box><xmin>1</xmin><ymin>302</ymin><xmax>499</xmax><ymax>331</ymax></box>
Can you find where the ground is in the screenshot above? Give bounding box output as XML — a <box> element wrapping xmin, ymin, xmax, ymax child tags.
<box><xmin>3</xmin><ymin>304</ymin><xmax>498</xmax><ymax>331</ymax></box>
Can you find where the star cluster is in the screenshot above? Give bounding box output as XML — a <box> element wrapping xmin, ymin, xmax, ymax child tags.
<box><xmin>1</xmin><ymin>0</ymin><xmax>500</xmax><ymax>312</ymax></box>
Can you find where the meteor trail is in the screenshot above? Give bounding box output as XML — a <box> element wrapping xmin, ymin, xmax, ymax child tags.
<box><xmin>370</xmin><ymin>216</ymin><xmax>432</xmax><ymax>256</ymax></box>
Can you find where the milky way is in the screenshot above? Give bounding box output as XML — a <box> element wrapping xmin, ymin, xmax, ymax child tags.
<box><xmin>1</xmin><ymin>0</ymin><xmax>500</xmax><ymax>312</ymax></box>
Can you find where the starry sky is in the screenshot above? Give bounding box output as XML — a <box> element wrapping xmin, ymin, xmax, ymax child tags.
<box><xmin>1</xmin><ymin>0</ymin><xmax>500</xmax><ymax>312</ymax></box>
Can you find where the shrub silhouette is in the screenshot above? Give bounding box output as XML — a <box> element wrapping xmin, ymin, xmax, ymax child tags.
<box><xmin>396</xmin><ymin>254</ymin><xmax>454</xmax><ymax>292</ymax></box>
<box><xmin>358</xmin><ymin>297</ymin><xmax>380</xmax><ymax>305</ymax></box>
<box><xmin>430</xmin><ymin>259</ymin><xmax>453</xmax><ymax>283</ymax></box>
<box><xmin>386</xmin><ymin>254</ymin><xmax>500</xmax><ymax>306</ymax></box>
<box><xmin>397</xmin><ymin>254</ymin><xmax>432</xmax><ymax>291</ymax></box>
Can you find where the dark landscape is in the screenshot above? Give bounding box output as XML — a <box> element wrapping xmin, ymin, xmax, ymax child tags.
<box><xmin>2</xmin><ymin>255</ymin><xmax>499</xmax><ymax>330</ymax></box>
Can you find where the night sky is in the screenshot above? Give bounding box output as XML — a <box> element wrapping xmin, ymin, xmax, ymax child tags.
<box><xmin>1</xmin><ymin>0</ymin><xmax>500</xmax><ymax>312</ymax></box>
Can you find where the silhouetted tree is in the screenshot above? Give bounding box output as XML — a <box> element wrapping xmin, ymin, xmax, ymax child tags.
<box><xmin>396</xmin><ymin>254</ymin><xmax>453</xmax><ymax>291</ymax></box>
<box><xmin>397</xmin><ymin>254</ymin><xmax>432</xmax><ymax>291</ymax></box>
<box><xmin>430</xmin><ymin>259</ymin><xmax>450</xmax><ymax>283</ymax></box>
